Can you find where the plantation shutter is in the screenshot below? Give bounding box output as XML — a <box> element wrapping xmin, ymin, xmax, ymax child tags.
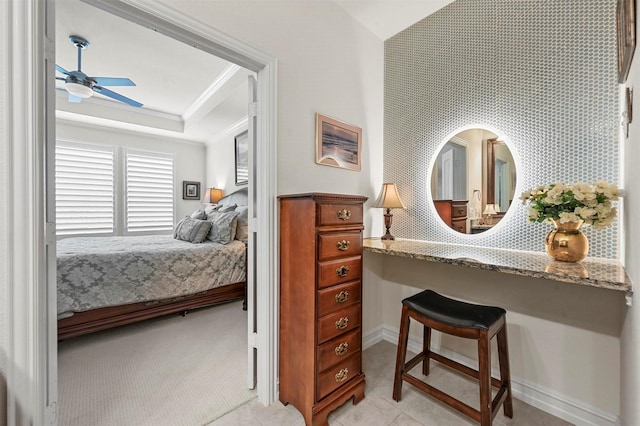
<box><xmin>55</xmin><ymin>142</ymin><xmax>115</xmax><ymax>236</ymax></box>
<box><xmin>126</xmin><ymin>150</ymin><xmax>175</xmax><ymax>233</ymax></box>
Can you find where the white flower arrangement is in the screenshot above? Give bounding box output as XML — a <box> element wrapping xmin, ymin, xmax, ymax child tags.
<box><xmin>519</xmin><ymin>181</ymin><xmax>619</xmax><ymax>229</ymax></box>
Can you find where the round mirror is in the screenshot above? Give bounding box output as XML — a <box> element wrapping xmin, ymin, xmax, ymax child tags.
<box><xmin>430</xmin><ymin>128</ymin><xmax>516</xmax><ymax>234</ymax></box>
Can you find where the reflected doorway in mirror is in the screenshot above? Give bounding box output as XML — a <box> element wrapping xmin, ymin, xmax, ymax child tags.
<box><xmin>429</xmin><ymin>127</ymin><xmax>518</xmax><ymax>235</ymax></box>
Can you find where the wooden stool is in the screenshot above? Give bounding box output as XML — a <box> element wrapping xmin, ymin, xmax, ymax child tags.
<box><xmin>392</xmin><ymin>290</ymin><xmax>513</xmax><ymax>425</ymax></box>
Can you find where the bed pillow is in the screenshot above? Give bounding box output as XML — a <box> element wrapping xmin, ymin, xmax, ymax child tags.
<box><xmin>206</xmin><ymin>211</ymin><xmax>239</xmax><ymax>244</ymax></box>
<box><xmin>235</xmin><ymin>206</ymin><xmax>249</xmax><ymax>241</ymax></box>
<box><xmin>190</xmin><ymin>209</ymin><xmax>207</xmax><ymax>220</ymax></box>
<box><xmin>218</xmin><ymin>203</ymin><xmax>237</xmax><ymax>212</ymax></box>
<box><xmin>204</xmin><ymin>205</ymin><xmax>220</xmax><ymax>216</ymax></box>
<box><xmin>174</xmin><ymin>216</ymin><xmax>212</xmax><ymax>243</ymax></box>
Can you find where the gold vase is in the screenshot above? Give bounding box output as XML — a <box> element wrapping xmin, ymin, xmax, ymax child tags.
<box><xmin>545</xmin><ymin>220</ymin><xmax>589</xmax><ymax>262</ymax></box>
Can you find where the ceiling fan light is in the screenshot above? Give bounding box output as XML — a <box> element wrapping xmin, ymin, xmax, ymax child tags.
<box><xmin>64</xmin><ymin>81</ymin><xmax>93</xmax><ymax>98</ymax></box>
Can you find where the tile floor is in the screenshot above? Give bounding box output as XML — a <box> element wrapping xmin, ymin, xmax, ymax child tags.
<box><xmin>211</xmin><ymin>341</ymin><xmax>573</xmax><ymax>426</ymax></box>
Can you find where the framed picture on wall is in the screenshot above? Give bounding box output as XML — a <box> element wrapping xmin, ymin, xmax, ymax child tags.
<box><xmin>617</xmin><ymin>0</ymin><xmax>636</xmax><ymax>83</ymax></box>
<box><xmin>182</xmin><ymin>181</ymin><xmax>200</xmax><ymax>200</ymax></box>
<box><xmin>315</xmin><ymin>113</ymin><xmax>362</xmax><ymax>171</ymax></box>
<box><xmin>235</xmin><ymin>130</ymin><xmax>249</xmax><ymax>185</ymax></box>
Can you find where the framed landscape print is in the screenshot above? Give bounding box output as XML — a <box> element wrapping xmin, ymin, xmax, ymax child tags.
<box><xmin>315</xmin><ymin>113</ymin><xmax>362</xmax><ymax>171</ymax></box>
<box><xmin>235</xmin><ymin>130</ymin><xmax>249</xmax><ymax>185</ymax></box>
<box><xmin>182</xmin><ymin>181</ymin><xmax>200</xmax><ymax>200</ymax></box>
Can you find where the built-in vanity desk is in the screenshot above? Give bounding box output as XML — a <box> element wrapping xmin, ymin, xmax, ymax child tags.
<box><xmin>363</xmin><ymin>238</ymin><xmax>632</xmax><ymax>296</ymax></box>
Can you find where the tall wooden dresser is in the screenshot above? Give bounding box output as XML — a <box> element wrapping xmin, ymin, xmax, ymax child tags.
<box><xmin>279</xmin><ymin>193</ymin><xmax>367</xmax><ymax>426</ymax></box>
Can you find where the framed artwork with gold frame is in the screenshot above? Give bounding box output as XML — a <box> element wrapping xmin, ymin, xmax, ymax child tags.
<box><xmin>617</xmin><ymin>0</ymin><xmax>636</xmax><ymax>83</ymax></box>
<box><xmin>315</xmin><ymin>113</ymin><xmax>362</xmax><ymax>171</ymax></box>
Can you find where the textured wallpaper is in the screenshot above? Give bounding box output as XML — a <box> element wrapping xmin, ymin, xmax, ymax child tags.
<box><xmin>384</xmin><ymin>0</ymin><xmax>620</xmax><ymax>259</ymax></box>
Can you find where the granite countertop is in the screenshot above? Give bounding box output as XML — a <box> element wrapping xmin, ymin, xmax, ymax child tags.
<box><xmin>363</xmin><ymin>238</ymin><xmax>632</xmax><ymax>293</ymax></box>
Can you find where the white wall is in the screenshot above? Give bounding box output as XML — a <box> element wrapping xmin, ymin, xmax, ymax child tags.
<box><xmin>204</xmin><ymin>123</ymin><xmax>248</xmax><ymax>197</ymax></box>
<box><xmin>621</xmin><ymin>12</ymin><xmax>640</xmax><ymax>423</ymax></box>
<box><xmin>160</xmin><ymin>0</ymin><xmax>385</xmax><ymax>238</ymax></box>
<box><xmin>56</xmin><ymin>120</ymin><xmax>207</xmax><ymax>221</ymax></box>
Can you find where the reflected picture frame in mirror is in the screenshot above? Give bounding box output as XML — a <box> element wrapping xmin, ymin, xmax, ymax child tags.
<box><xmin>429</xmin><ymin>126</ymin><xmax>518</xmax><ymax>236</ymax></box>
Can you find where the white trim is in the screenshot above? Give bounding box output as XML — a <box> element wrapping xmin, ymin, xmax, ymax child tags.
<box><xmin>183</xmin><ymin>63</ymin><xmax>241</xmax><ymax>121</ymax></box>
<box><xmin>56</xmin><ymin>116</ymin><xmax>207</xmax><ymax>147</ymax></box>
<box><xmin>2</xmin><ymin>0</ymin><xmax>51</xmax><ymax>423</ymax></box>
<box><xmin>364</xmin><ymin>325</ymin><xmax>620</xmax><ymax>426</ymax></box>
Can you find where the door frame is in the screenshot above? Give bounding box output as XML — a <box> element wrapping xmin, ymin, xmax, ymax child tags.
<box><xmin>2</xmin><ymin>0</ymin><xmax>279</xmax><ymax>422</ymax></box>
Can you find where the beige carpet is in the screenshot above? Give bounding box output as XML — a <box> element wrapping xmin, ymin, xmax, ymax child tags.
<box><xmin>58</xmin><ymin>300</ymin><xmax>256</xmax><ymax>426</ymax></box>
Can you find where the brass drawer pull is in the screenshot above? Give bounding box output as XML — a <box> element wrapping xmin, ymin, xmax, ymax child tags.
<box><xmin>335</xmin><ymin>342</ymin><xmax>349</xmax><ymax>356</ymax></box>
<box><xmin>335</xmin><ymin>290</ymin><xmax>349</xmax><ymax>303</ymax></box>
<box><xmin>336</xmin><ymin>265</ymin><xmax>350</xmax><ymax>277</ymax></box>
<box><xmin>335</xmin><ymin>368</ymin><xmax>349</xmax><ymax>382</ymax></box>
<box><xmin>336</xmin><ymin>240</ymin><xmax>350</xmax><ymax>251</ymax></box>
<box><xmin>457</xmin><ymin>208</ymin><xmax>465</xmax><ymax>214</ymax></box>
<box><xmin>335</xmin><ymin>317</ymin><xmax>349</xmax><ymax>330</ymax></box>
<box><xmin>337</xmin><ymin>209</ymin><xmax>351</xmax><ymax>221</ymax></box>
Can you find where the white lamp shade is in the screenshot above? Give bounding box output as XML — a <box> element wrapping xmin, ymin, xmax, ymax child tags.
<box><xmin>373</xmin><ymin>183</ymin><xmax>406</xmax><ymax>209</ymax></box>
<box><xmin>483</xmin><ymin>204</ymin><xmax>497</xmax><ymax>215</ymax></box>
<box><xmin>65</xmin><ymin>82</ymin><xmax>93</xmax><ymax>99</ymax></box>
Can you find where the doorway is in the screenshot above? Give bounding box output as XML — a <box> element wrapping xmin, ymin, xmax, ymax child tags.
<box><xmin>47</xmin><ymin>0</ymin><xmax>278</xmax><ymax>420</ymax></box>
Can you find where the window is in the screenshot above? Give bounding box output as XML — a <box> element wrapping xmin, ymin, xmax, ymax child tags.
<box><xmin>55</xmin><ymin>142</ymin><xmax>115</xmax><ymax>236</ymax></box>
<box><xmin>125</xmin><ymin>150</ymin><xmax>174</xmax><ymax>233</ymax></box>
<box><xmin>55</xmin><ymin>142</ymin><xmax>175</xmax><ymax>237</ymax></box>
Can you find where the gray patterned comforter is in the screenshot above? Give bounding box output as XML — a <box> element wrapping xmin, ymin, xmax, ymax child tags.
<box><xmin>57</xmin><ymin>235</ymin><xmax>246</xmax><ymax>317</ymax></box>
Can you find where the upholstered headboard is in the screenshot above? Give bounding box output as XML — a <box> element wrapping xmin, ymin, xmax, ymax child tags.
<box><xmin>218</xmin><ymin>187</ymin><xmax>248</xmax><ymax>207</ymax></box>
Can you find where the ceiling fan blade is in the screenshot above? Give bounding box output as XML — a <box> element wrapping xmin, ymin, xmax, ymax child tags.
<box><xmin>56</xmin><ymin>64</ymin><xmax>70</xmax><ymax>75</ymax></box>
<box><xmin>93</xmin><ymin>86</ymin><xmax>143</xmax><ymax>108</ymax></box>
<box><xmin>55</xmin><ymin>77</ymin><xmax>66</xmax><ymax>81</ymax></box>
<box><xmin>91</xmin><ymin>77</ymin><xmax>136</xmax><ymax>87</ymax></box>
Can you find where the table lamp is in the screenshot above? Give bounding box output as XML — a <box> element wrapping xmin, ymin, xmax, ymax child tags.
<box><xmin>373</xmin><ymin>183</ymin><xmax>406</xmax><ymax>240</ymax></box>
<box><xmin>203</xmin><ymin>187</ymin><xmax>224</xmax><ymax>205</ymax></box>
<box><xmin>483</xmin><ymin>203</ymin><xmax>497</xmax><ymax>225</ymax></box>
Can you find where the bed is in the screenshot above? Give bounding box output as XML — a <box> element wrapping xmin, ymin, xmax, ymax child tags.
<box><xmin>57</xmin><ymin>188</ymin><xmax>249</xmax><ymax>340</ymax></box>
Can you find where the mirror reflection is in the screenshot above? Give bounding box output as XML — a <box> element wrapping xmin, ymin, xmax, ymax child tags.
<box><xmin>430</xmin><ymin>128</ymin><xmax>516</xmax><ymax>234</ymax></box>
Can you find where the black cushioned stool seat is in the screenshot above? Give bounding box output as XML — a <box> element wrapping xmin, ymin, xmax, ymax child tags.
<box><xmin>393</xmin><ymin>290</ymin><xmax>513</xmax><ymax>426</ymax></box>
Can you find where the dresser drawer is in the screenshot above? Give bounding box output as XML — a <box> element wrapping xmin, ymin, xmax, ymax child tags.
<box><xmin>451</xmin><ymin>218</ymin><xmax>466</xmax><ymax>233</ymax></box>
<box><xmin>317</xmin><ymin>256</ymin><xmax>361</xmax><ymax>289</ymax></box>
<box><xmin>318</xmin><ymin>231</ymin><xmax>362</xmax><ymax>261</ymax></box>
<box><xmin>317</xmin><ymin>203</ymin><xmax>363</xmax><ymax>226</ymax></box>
<box><xmin>317</xmin><ymin>328</ymin><xmax>361</xmax><ymax>372</ymax></box>
<box><xmin>317</xmin><ymin>352</ymin><xmax>361</xmax><ymax>401</ymax></box>
<box><xmin>317</xmin><ymin>304</ymin><xmax>361</xmax><ymax>344</ymax></box>
<box><xmin>317</xmin><ymin>281</ymin><xmax>361</xmax><ymax>317</ymax></box>
<box><xmin>451</xmin><ymin>202</ymin><xmax>467</xmax><ymax>219</ymax></box>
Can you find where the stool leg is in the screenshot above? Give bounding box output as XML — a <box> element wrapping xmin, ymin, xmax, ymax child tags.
<box><xmin>393</xmin><ymin>305</ymin><xmax>411</xmax><ymax>401</ymax></box>
<box><xmin>478</xmin><ymin>331</ymin><xmax>492</xmax><ymax>426</ymax></box>
<box><xmin>497</xmin><ymin>325</ymin><xmax>513</xmax><ymax>418</ymax></box>
<box><xmin>422</xmin><ymin>326</ymin><xmax>431</xmax><ymax>376</ymax></box>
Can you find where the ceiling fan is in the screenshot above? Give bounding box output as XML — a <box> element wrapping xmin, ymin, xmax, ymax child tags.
<box><xmin>56</xmin><ymin>35</ymin><xmax>143</xmax><ymax>108</ymax></box>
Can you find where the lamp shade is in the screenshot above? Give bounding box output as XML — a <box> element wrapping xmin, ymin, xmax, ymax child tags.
<box><xmin>203</xmin><ymin>187</ymin><xmax>224</xmax><ymax>204</ymax></box>
<box><xmin>483</xmin><ymin>204</ymin><xmax>497</xmax><ymax>215</ymax></box>
<box><xmin>373</xmin><ymin>183</ymin><xmax>406</xmax><ymax>209</ymax></box>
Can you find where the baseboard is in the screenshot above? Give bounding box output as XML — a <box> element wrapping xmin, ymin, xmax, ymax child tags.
<box><xmin>363</xmin><ymin>326</ymin><xmax>619</xmax><ymax>426</ymax></box>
